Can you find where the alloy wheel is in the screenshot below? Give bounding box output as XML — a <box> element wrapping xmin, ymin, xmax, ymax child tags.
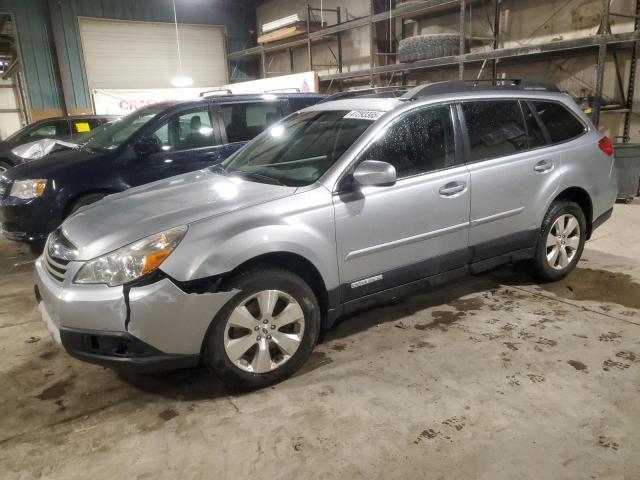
<box><xmin>223</xmin><ymin>290</ymin><xmax>305</xmax><ymax>374</ymax></box>
<box><xmin>546</xmin><ymin>214</ymin><xmax>581</xmax><ymax>270</ymax></box>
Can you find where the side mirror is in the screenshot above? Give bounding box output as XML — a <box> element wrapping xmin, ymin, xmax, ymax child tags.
<box><xmin>134</xmin><ymin>137</ymin><xmax>162</xmax><ymax>156</ymax></box>
<box><xmin>353</xmin><ymin>160</ymin><xmax>397</xmax><ymax>187</ymax></box>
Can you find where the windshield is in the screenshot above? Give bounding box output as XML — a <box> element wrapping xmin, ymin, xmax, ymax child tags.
<box><xmin>222</xmin><ymin>110</ymin><xmax>375</xmax><ymax>186</ymax></box>
<box><xmin>85</xmin><ymin>106</ymin><xmax>164</xmax><ymax>151</ymax></box>
<box><xmin>5</xmin><ymin>124</ymin><xmax>34</xmax><ymax>143</ymax></box>
<box><xmin>74</xmin><ymin>122</ymin><xmax>111</xmax><ymax>144</ymax></box>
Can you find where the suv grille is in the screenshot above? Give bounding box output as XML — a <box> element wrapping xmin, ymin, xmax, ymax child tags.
<box><xmin>43</xmin><ymin>230</ymin><xmax>77</xmax><ymax>285</ymax></box>
<box><xmin>44</xmin><ymin>249</ymin><xmax>70</xmax><ymax>285</ymax></box>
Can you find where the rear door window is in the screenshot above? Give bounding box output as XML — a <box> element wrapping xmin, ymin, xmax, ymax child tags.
<box><xmin>461</xmin><ymin>101</ymin><xmax>528</xmax><ymax>162</ymax></box>
<box><xmin>530</xmin><ymin>101</ymin><xmax>586</xmax><ymax>144</ymax></box>
<box><xmin>149</xmin><ymin>108</ymin><xmax>220</xmax><ymax>152</ymax></box>
<box><xmin>221</xmin><ymin>102</ymin><xmax>283</xmax><ymax>143</ymax></box>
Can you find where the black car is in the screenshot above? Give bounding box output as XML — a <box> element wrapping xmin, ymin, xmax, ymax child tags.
<box><xmin>0</xmin><ymin>93</ymin><xmax>325</xmax><ymax>242</ymax></box>
<box><xmin>0</xmin><ymin>115</ymin><xmax>118</xmax><ymax>172</ymax></box>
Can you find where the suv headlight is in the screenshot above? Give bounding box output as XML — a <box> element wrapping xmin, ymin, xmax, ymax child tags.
<box><xmin>10</xmin><ymin>179</ymin><xmax>47</xmax><ymax>199</ymax></box>
<box><xmin>74</xmin><ymin>226</ymin><xmax>188</xmax><ymax>287</ymax></box>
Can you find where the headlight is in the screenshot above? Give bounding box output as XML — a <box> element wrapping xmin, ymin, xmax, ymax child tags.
<box><xmin>10</xmin><ymin>179</ymin><xmax>47</xmax><ymax>199</ymax></box>
<box><xmin>74</xmin><ymin>226</ymin><xmax>188</xmax><ymax>287</ymax></box>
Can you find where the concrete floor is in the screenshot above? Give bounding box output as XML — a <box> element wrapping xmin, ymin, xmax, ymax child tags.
<box><xmin>1</xmin><ymin>204</ymin><xmax>639</xmax><ymax>480</ymax></box>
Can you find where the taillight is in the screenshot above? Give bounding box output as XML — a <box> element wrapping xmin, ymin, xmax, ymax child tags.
<box><xmin>598</xmin><ymin>136</ymin><xmax>614</xmax><ymax>156</ymax></box>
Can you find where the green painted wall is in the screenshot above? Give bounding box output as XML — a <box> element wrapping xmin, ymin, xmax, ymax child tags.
<box><xmin>0</xmin><ymin>0</ymin><xmax>255</xmax><ymax>116</ymax></box>
<box><xmin>0</xmin><ymin>0</ymin><xmax>62</xmax><ymax>114</ymax></box>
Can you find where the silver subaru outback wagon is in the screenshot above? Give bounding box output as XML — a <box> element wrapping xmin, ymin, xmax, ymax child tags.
<box><xmin>34</xmin><ymin>80</ymin><xmax>617</xmax><ymax>389</ymax></box>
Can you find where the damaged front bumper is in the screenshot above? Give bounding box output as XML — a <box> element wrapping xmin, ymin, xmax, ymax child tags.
<box><xmin>34</xmin><ymin>257</ymin><xmax>236</xmax><ymax>372</ymax></box>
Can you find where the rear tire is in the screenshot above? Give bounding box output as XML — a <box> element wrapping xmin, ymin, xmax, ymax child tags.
<box><xmin>68</xmin><ymin>193</ymin><xmax>107</xmax><ymax>215</ymax></box>
<box><xmin>531</xmin><ymin>200</ymin><xmax>586</xmax><ymax>282</ymax></box>
<box><xmin>202</xmin><ymin>267</ymin><xmax>321</xmax><ymax>389</ymax></box>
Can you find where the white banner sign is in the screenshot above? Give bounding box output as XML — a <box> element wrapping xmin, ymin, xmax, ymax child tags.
<box><xmin>92</xmin><ymin>87</ymin><xmax>207</xmax><ymax>116</ymax></box>
<box><xmin>92</xmin><ymin>71</ymin><xmax>319</xmax><ymax>116</ymax></box>
<box><xmin>215</xmin><ymin>71</ymin><xmax>318</xmax><ymax>95</ymax></box>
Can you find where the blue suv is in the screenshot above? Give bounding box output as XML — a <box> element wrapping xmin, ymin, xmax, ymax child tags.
<box><xmin>0</xmin><ymin>93</ymin><xmax>325</xmax><ymax>242</ymax></box>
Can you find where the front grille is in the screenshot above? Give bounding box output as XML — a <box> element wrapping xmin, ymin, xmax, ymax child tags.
<box><xmin>43</xmin><ymin>229</ymin><xmax>77</xmax><ymax>285</ymax></box>
<box><xmin>44</xmin><ymin>248</ymin><xmax>70</xmax><ymax>285</ymax></box>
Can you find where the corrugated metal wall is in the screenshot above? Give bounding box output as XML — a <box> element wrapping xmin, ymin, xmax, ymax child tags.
<box><xmin>0</xmin><ymin>0</ymin><xmax>61</xmax><ymax>118</ymax></box>
<box><xmin>0</xmin><ymin>0</ymin><xmax>255</xmax><ymax>119</ymax></box>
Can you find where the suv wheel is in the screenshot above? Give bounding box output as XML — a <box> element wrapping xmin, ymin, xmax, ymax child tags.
<box><xmin>531</xmin><ymin>200</ymin><xmax>586</xmax><ymax>282</ymax></box>
<box><xmin>202</xmin><ymin>267</ymin><xmax>321</xmax><ymax>389</ymax></box>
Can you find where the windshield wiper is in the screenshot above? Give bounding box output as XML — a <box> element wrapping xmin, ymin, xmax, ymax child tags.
<box><xmin>231</xmin><ymin>170</ymin><xmax>285</xmax><ymax>186</ymax></box>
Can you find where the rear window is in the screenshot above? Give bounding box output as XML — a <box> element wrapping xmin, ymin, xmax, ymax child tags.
<box><xmin>531</xmin><ymin>101</ymin><xmax>586</xmax><ymax>144</ymax></box>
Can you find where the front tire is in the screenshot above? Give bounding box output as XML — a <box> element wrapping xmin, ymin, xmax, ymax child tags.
<box><xmin>531</xmin><ymin>200</ymin><xmax>586</xmax><ymax>282</ymax></box>
<box><xmin>202</xmin><ymin>267</ymin><xmax>321</xmax><ymax>389</ymax></box>
<box><xmin>0</xmin><ymin>160</ymin><xmax>13</xmax><ymax>173</ymax></box>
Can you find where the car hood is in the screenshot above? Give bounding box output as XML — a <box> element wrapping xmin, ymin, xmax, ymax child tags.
<box><xmin>62</xmin><ymin>169</ymin><xmax>297</xmax><ymax>260</ymax></box>
<box><xmin>3</xmin><ymin>148</ymin><xmax>101</xmax><ymax>180</ymax></box>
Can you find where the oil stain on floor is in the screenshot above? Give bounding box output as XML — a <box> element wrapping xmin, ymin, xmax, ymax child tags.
<box><xmin>540</xmin><ymin>268</ymin><xmax>640</xmax><ymax>310</ymax></box>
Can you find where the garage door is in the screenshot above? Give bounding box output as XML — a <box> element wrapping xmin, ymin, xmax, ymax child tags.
<box><xmin>78</xmin><ymin>17</ymin><xmax>228</xmax><ymax>89</ymax></box>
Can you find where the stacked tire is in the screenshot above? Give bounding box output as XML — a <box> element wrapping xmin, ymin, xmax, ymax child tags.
<box><xmin>398</xmin><ymin>34</ymin><xmax>461</xmax><ymax>63</ymax></box>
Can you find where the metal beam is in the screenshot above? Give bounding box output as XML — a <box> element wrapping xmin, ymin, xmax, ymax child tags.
<box><xmin>592</xmin><ymin>0</ymin><xmax>611</xmax><ymax>126</ymax></box>
<box><xmin>228</xmin><ymin>0</ymin><xmax>467</xmax><ymax>61</ymax></box>
<box><xmin>319</xmin><ymin>30</ymin><xmax>640</xmax><ymax>81</ymax></box>
<box><xmin>459</xmin><ymin>0</ymin><xmax>465</xmax><ymax>79</ymax></box>
<box><xmin>492</xmin><ymin>0</ymin><xmax>501</xmax><ymax>79</ymax></box>
<box><xmin>623</xmin><ymin>0</ymin><xmax>640</xmax><ymax>142</ymax></box>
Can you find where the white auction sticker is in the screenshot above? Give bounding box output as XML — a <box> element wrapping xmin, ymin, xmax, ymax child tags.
<box><xmin>343</xmin><ymin>110</ymin><xmax>385</xmax><ymax>121</ymax></box>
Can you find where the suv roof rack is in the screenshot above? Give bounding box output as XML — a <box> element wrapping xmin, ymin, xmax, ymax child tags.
<box><xmin>264</xmin><ymin>88</ymin><xmax>301</xmax><ymax>93</ymax></box>
<box><xmin>403</xmin><ymin>79</ymin><xmax>560</xmax><ymax>99</ymax></box>
<box><xmin>199</xmin><ymin>88</ymin><xmax>234</xmax><ymax>97</ymax></box>
<box><xmin>319</xmin><ymin>86</ymin><xmax>409</xmax><ymax>103</ymax></box>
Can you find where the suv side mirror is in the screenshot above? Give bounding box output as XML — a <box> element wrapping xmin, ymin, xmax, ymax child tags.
<box><xmin>134</xmin><ymin>137</ymin><xmax>162</xmax><ymax>156</ymax></box>
<box><xmin>353</xmin><ymin>160</ymin><xmax>397</xmax><ymax>187</ymax></box>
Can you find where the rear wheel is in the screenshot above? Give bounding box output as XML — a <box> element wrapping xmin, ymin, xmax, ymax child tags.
<box><xmin>531</xmin><ymin>200</ymin><xmax>586</xmax><ymax>282</ymax></box>
<box><xmin>202</xmin><ymin>267</ymin><xmax>321</xmax><ymax>389</ymax></box>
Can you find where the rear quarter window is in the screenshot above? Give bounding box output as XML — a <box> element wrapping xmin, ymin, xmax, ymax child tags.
<box><xmin>531</xmin><ymin>101</ymin><xmax>586</xmax><ymax>144</ymax></box>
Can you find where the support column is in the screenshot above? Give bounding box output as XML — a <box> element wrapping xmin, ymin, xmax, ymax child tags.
<box><xmin>592</xmin><ymin>0</ymin><xmax>611</xmax><ymax>127</ymax></box>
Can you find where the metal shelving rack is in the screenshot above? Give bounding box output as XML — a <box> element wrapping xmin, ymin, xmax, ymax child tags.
<box><xmin>229</xmin><ymin>0</ymin><xmax>640</xmax><ymax>138</ymax></box>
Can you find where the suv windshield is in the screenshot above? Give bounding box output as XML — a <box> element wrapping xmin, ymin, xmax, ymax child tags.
<box><xmin>222</xmin><ymin>110</ymin><xmax>375</xmax><ymax>186</ymax></box>
<box><xmin>84</xmin><ymin>106</ymin><xmax>164</xmax><ymax>152</ymax></box>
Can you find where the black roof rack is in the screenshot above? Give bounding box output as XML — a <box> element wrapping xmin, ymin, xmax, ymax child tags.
<box><xmin>319</xmin><ymin>86</ymin><xmax>409</xmax><ymax>103</ymax></box>
<box><xmin>403</xmin><ymin>79</ymin><xmax>560</xmax><ymax>99</ymax></box>
<box><xmin>199</xmin><ymin>88</ymin><xmax>234</xmax><ymax>97</ymax></box>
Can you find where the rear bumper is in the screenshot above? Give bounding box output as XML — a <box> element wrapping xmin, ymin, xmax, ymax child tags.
<box><xmin>591</xmin><ymin>207</ymin><xmax>613</xmax><ymax>236</ymax></box>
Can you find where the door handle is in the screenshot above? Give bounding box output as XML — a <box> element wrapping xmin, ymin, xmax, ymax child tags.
<box><xmin>439</xmin><ymin>181</ymin><xmax>466</xmax><ymax>197</ymax></box>
<box><xmin>534</xmin><ymin>160</ymin><xmax>554</xmax><ymax>173</ymax></box>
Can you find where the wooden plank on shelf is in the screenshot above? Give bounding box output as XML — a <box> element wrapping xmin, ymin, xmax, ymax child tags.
<box><xmin>258</xmin><ymin>22</ymin><xmax>323</xmax><ymax>45</ymax></box>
